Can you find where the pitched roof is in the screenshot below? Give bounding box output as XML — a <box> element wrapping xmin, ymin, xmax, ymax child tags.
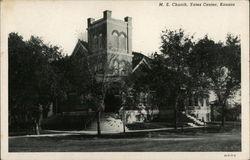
<box><xmin>132</xmin><ymin>52</ymin><xmax>151</xmax><ymax>68</ymax></box>
<box><xmin>132</xmin><ymin>52</ymin><xmax>152</xmax><ymax>72</ymax></box>
<box><xmin>71</xmin><ymin>41</ymin><xmax>152</xmax><ymax>71</ymax></box>
<box><xmin>71</xmin><ymin>40</ymin><xmax>88</xmax><ymax>57</ymax></box>
<box><xmin>79</xmin><ymin>40</ymin><xmax>88</xmax><ymax>50</ymax></box>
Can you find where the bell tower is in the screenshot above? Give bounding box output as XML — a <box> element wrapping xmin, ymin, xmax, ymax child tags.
<box><xmin>87</xmin><ymin>10</ymin><xmax>133</xmax><ymax>82</ymax></box>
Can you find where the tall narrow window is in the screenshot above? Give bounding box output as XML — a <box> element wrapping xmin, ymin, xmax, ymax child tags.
<box><xmin>112</xmin><ymin>31</ymin><xmax>119</xmax><ymax>49</ymax></box>
<box><xmin>119</xmin><ymin>33</ymin><xmax>127</xmax><ymax>51</ymax></box>
<box><xmin>120</xmin><ymin>61</ymin><xmax>126</xmax><ymax>76</ymax></box>
<box><xmin>98</xmin><ymin>34</ymin><xmax>103</xmax><ymax>49</ymax></box>
<box><xmin>93</xmin><ymin>35</ymin><xmax>97</xmax><ymax>51</ymax></box>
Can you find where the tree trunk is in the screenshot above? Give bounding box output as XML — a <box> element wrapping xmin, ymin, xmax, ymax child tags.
<box><xmin>174</xmin><ymin>106</ymin><xmax>178</xmax><ymax>130</ymax></box>
<box><xmin>221</xmin><ymin>103</ymin><xmax>226</xmax><ymax>128</ymax></box>
<box><xmin>122</xmin><ymin>110</ymin><xmax>126</xmax><ymax>133</ymax></box>
<box><xmin>34</xmin><ymin>108</ymin><xmax>43</xmax><ymax>135</ymax></box>
<box><xmin>217</xmin><ymin>94</ymin><xmax>226</xmax><ymax>128</ymax></box>
<box><xmin>97</xmin><ymin>111</ymin><xmax>101</xmax><ymax>136</ymax></box>
<box><xmin>174</xmin><ymin>96</ymin><xmax>179</xmax><ymax>130</ymax></box>
<box><xmin>180</xmin><ymin>111</ymin><xmax>183</xmax><ymax>132</ymax></box>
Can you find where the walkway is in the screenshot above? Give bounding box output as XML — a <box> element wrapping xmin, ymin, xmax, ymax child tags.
<box><xmin>9</xmin><ymin>126</ymin><xmax>204</xmax><ymax>138</ymax></box>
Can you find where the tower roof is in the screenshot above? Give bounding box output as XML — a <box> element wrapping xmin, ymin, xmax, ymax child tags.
<box><xmin>87</xmin><ymin>10</ymin><xmax>132</xmax><ymax>28</ymax></box>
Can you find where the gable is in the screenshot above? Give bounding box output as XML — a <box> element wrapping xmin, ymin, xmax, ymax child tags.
<box><xmin>132</xmin><ymin>58</ymin><xmax>152</xmax><ymax>73</ymax></box>
<box><xmin>71</xmin><ymin>40</ymin><xmax>89</xmax><ymax>58</ymax></box>
<box><xmin>132</xmin><ymin>52</ymin><xmax>152</xmax><ymax>73</ymax></box>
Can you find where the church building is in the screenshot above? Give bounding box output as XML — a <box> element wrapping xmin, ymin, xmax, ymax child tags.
<box><xmin>42</xmin><ymin>10</ymin><xmax>211</xmax><ymax>130</ymax></box>
<box><xmin>69</xmin><ymin>10</ymin><xmax>152</xmax><ymax>113</ymax></box>
<box><xmin>70</xmin><ymin>10</ymin><xmax>211</xmax><ymax>122</ymax></box>
<box><xmin>71</xmin><ymin>10</ymin><xmax>146</xmax><ymax>82</ymax></box>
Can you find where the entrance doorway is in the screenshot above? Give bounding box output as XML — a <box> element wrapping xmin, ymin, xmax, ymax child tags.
<box><xmin>104</xmin><ymin>91</ymin><xmax>122</xmax><ymax>112</ymax></box>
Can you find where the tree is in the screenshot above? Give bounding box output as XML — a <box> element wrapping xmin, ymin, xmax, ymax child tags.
<box><xmin>158</xmin><ymin>29</ymin><xmax>194</xmax><ymax>129</ymax></box>
<box><xmin>9</xmin><ymin>33</ymin><xmax>64</xmax><ymax>134</ymax></box>
<box><xmin>190</xmin><ymin>35</ymin><xmax>241</xmax><ymax>127</ymax></box>
<box><xmin>121</xmin><ymin>29</ymin><xmax>195</xmax><ymax>129</ymax></box>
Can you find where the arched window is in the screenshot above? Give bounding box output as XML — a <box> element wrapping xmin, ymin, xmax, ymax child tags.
<box><xmin>112</xmin><ymin>31</ymin><xmax>119</xmax><ymax>49</ymax></box>
<box><xmin>93</xmin><ymin>35</ymin><xmax>98</xmax><ymax>50</ymax></box>
<box><xmin>98</xmin><ymin>34</ymin><xmax>103</xmax><ymax>49</ymax></box>
<box><xmin>119</xmin><ymin>33</ymin><xmax>127</xmax><ymax>51</ymax></box>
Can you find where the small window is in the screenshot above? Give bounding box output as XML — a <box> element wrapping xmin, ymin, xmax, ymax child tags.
<box><xmin>120</xmin><ymin>70</ymin><xmax>126</xmax><ymax>76</ymax></box>
<box><xmin>119</xmin><ymin>61</ymin><xmax>126</xmax><ymax>76</ymax></box>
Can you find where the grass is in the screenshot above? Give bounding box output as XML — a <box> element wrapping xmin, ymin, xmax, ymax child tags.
<box><xmin>9</xmin><ymin>122</ymin><xmax>241</xmax><ymax>152</ymax></box>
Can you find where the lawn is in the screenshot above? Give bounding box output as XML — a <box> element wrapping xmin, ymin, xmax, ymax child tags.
<box><xmin>9</xmin><ymin>123</ymin><xmax>241</xmax><ymax>152</ymax></box>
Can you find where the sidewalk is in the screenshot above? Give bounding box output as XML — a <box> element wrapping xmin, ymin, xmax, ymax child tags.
<box><xmin>9</xmin><ymin>126</ymin><xmax>204</xmax><ymax>139</ymax></box>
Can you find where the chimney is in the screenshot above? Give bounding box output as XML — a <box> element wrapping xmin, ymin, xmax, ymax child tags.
<box><xmin>103</xmin><ymin>10</ymin><xmax>112</xmax><ymax>19</ymax></box>
<box><xmin>124</xmin><ymin>16</ymin><xmax>132</xmax><ymax>25</ymax></box>
<box><xmin>87</xmin><ymin>18</ymin><xmax>95</xmax><ymax>27</ymax></box>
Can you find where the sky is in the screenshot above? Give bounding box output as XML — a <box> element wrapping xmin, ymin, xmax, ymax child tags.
<box><xmin>3</xmin><ymin>1</ymin><xmax>247</xmax><ymax>56</ymax></box>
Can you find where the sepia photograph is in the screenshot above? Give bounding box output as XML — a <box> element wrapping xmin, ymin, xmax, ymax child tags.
<box><xmin>0</xmin><ymin>0</ymin><xmax>249</xmax><ymax>160</ymax></box>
